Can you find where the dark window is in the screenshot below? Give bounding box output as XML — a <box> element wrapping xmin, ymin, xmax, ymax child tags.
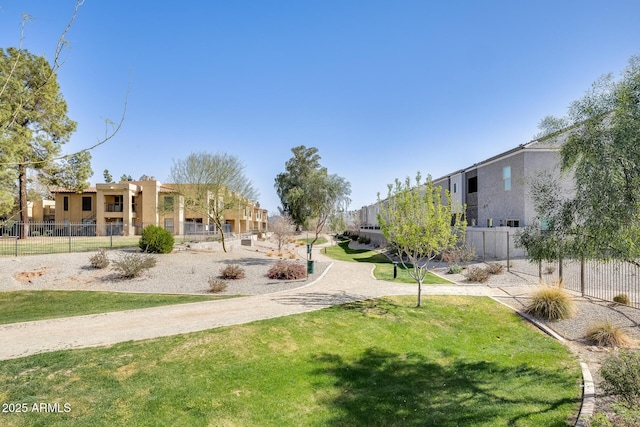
<box><xmin>468</xmin><ymin>177</ymin><xmax>478</xmax><ymax>193</ymax></box>
<box><xmin>506</xmin><ymin>219</ymin><xmax>520</xmax><ymax>228</ymax></box>
<box><xmin>63</xmin><ymin>196</ymin><xmax>69</xmax><ymax>211</ymax></box>
<box><xmin>164</xmin><ymin>196</ymin><xmax>174</xmax><ymax>212</ymax></box>
<box><xmin>82</xmin><ymin>196</ymin><xmax>92</xmax><ymax>211</ymax></box>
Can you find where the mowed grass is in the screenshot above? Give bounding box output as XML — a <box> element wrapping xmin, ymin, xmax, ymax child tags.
<box><xmin>298</xmin><ymin>236</ymin><xmax>328</xmax><ymax>245</ymax></box>
<box><xmin>0</xmin><ymin>291</ymin><xmax>228</xmax><ymax>325</ymax></box>
<box><xmin>0</xmin><ymin>296</ymin><xmax>581</xmax><ymax>426</ymax></box>
<box><xmin>324</xmin><ymin>240</ymin><xmax>451</xmax><ymax>284</ymax></box>
<box><xmin>0</xmin><ymin>236</ymin><xmax>140</xmax><ymax>256</ymax></box>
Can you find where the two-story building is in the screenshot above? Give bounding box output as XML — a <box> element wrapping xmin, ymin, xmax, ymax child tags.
<box><xmin>51</xmin><ymin>179</ymin><xmax>268</xmax><ymax>236</ymax></box>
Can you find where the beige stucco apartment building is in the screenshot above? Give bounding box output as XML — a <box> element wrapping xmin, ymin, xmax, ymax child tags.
<box><xmin>49</xmin><ymin>179</ymin><xmax>268</xmax><ymax>236</ymax></box>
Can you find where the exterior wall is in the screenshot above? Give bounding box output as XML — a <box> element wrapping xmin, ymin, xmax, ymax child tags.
<box><xmin>477</xmin><ymin>151</ymin><xmax>525</xmax><ymax>228</ymax></box>
<box><xmin>465</xmin><ymin>169</ymin><xmax>478</xmax><ymax>225</ymax></box>
<box><xmin>522</xmin><ymin>150</ymin><xmax>573</xmax><ymax>227</ymax></box>
<box><xmin>54</xmin><ymin>192</ymin><xmax>96</xmax><ymax>224</ymax></box>
<box><xmin>450</xmin><ymin>172</ymin><xmax>464</xmax><ymax>214</ymax></box>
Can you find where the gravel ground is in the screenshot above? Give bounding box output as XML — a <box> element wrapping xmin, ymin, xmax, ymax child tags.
<box><xmin>0</xmin><ymin>240</ymin><xmax>329</xmax><ymax>296</ymax></box>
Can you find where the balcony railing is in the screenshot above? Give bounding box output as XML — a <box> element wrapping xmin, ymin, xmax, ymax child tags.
<box><xmin>104</xmin><ymin>203</ymin><xmax>138</xmax><ymax>213</ymax></box>
<box><xmin>105</xmin><ymin>203</ymin><xmax>123</xmax><ymax>212</ymax></box>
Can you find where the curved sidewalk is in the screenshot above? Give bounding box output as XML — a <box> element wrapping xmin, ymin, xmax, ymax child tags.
<box><xmin>0</xmin><ymin>250</ymin><xmax>505</xmax><ymax>361</ymax></box>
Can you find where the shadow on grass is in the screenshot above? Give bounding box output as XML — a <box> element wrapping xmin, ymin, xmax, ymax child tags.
<box><xmin>270</xmin><ymin>292</ymin><xmax>370</xmax><ymax>307</ymax></box>
<box><xmin>333</xmin><ymin>241</ymin><xmax>392</xmax><ymax>264</ymax></box>
<box><xmin>311</xmin><ymin>347</ymin><xmax>579</xmax><ymax>427</ymax></box>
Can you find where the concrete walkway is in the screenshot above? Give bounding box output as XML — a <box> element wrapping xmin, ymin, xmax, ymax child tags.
<box><xmin>0</xmin><ymin>248</ymin><xmax>508</xmax><ymax>361</ymax></box>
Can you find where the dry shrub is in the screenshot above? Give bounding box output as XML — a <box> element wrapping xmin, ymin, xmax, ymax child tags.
<box><xmin>111</xmin><ymin>252</ymin><xmax>157</xmax><ymax>278</ymax></box>
<box><xmin>220</xmin><ymin>264</ymin><xmax>245</xmax><ymax>280</ymax></box>
<box><xmin>600</xmin><ymin>351</ymin><xmax>640</xmax><ymax>410</ymax></box>
<box><xmin>267</xmin><ymin>260</ymin><xmax>307</xmax><ymax>280</ymax></box>
<box><xmin>524</xmin><ymin>286</ymin><xmax>575</xmax><ymax>320</ymax></box>
<box><xmin>544</xmin><ymin>265</ymin><xmax>557</xmax><ymax>274</ymax></box>
<box><xmin>465</xmin><ymin>266</ymin><xmax>490</xmax><ymax>283</ymax></box>
<box><xmin>486</xmin><ymin>262</ymin><xmax>505</xmax><ymax>275</ymax></box>
<box><xmin>441</xmin><ymin>251</ymin><xmax>458</xmax><ymax>264</ymax></box>
<box><xmin>289</xmin><ymin>252</ymin><xmax>297</xmax><ymax>259</ymax></box>
<box><xmin>89</xmin><ymin>248</ymin><xmax>110</xmax><ymax>269</ymax></box>
<box><xmin>208</xmin><ymin>278</ymin><xmax>227</xmax><ymax>293</ymax></box>
<box><xmin>277</xmin><ymin>252</ymin><xmax>284</xmax><ymax>258</ymax></box>
<box><xmin>585</xmin><ymin>320</ymin><xmax>635</xmax><ymax>348</ymax></box>
<box><xmin>614</xmin><ymin>294</ymin><xmax>631</xmax><ymax>305</ymax></box>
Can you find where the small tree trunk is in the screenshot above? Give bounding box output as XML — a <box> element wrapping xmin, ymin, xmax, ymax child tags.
<box><xmin>417</xmin><ymin>280</ymin><xmax>423</xmax><ymax>307</ymax></box>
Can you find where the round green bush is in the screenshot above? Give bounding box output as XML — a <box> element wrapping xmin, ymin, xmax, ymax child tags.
<box><xmin>139</xmin><ymin>225</ymin><xmax>174</xmax><ymax>254</ymax></box>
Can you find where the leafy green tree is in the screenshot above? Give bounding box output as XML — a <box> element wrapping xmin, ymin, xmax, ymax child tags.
<box><xmin>103</xmin><ymin>169</ymin><xmax>113</xmax><ymax>183</ymax></box>
<box><xmin>169</xmin><ymin>151</ymin><xmax>258</xmax><ymax>252</ymax></box>
<box><xmin>519</xmin><ymin>55</ymin><xmax>640</xmax><ymax>264</ymax></box>
<box><xmin>0</xmin><ymin>47</ymin><xmax>78</xmax><ymax>237</ymax></box>
<box><xmin>274</xmin><ymin>145</ymin><xmax>322</xmax><ymax>231</ymax></box>
<box><xmin>305</xmin><ymin>169</ymin><xmax>350</xmax><ymax>256</ymax></box>
<box><xmin>378</xmin><ymin>173</ymin><xmax>466</xmax><ymax>307</ymax></box>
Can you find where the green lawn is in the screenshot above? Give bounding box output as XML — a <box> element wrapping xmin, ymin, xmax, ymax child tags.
<box><xmin>0</xmin><ymin>296</ymin><xmax>581</xmax><ymax>426</ymax></box>
<box><xmin>298</xmin><ymin>236</ymin><xmax>328</xmax><ymax>245</ymax></box>
<box><xmin>324</xmin><ymin>240</ymin><xmax>452</xmax><ymax>284</ymax></box>
<box><xmin>0</xmin><ymin>291</ymin><xmax>228</xmax><ymax>325</ymax></box>
<box><xmin>0</xmin><ymin>236</ymin><xmax>140</xmax><ymax>256</ymax></box>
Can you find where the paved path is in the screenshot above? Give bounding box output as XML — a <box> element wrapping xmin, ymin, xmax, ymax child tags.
<box><xmin>0</xmin><ymin>249</ymin><xmax>509</xmax><ymax>361</ymax></box>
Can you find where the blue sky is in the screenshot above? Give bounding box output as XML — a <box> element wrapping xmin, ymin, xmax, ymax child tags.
<box><xmin>1</xmin><ymin>1</ymin><xmax>639</xmax><ymax>214</ymax></box>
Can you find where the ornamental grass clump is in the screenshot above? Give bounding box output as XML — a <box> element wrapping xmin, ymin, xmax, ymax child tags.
<box><xmin>614</xmin><ymin>294</ymin><xmax>631</xmax><ymax>305</ymax></box>
<box><xmin>585</xmin><ymin>320</ymin><xmax>635</xmax><ymax>348</ymax></box>
<box><xmin>111</xmin><ymin>252</ymin><xmax>157</xmax><ymax>278</ymax></box>
<box><xmin>220</xmin><ymin>264</ymin><xmax>245</xmax><ymax>280</ymax></box>
<box><xmin>524</xmin><ymin>286</ymin><xmax>575</xmax><ymax>320</ymax></box>
<box><xmin>267</xmin><ymin>260</ymin><xmax>307</xmax><ymax>280</ymax></box>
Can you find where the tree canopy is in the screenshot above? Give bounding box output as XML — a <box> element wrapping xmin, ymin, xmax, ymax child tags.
<box><xmin>169</xmin><ymin>151</ymin><xmax>258</xmax><ymax>252</ymax></box>
<box><xmin>378</xmin><ymin>173</ymin><xmax>465</xmax><ymax>307</ymax></box>
<box><xmin>518</xmin><ymin>55</ymin><xmax>640</xmax><ymax>263</ymax></box>
<box><xmin>274</xmin><ymin>145</ymin><xmax>322</xmax><ymax>231</ymax></box>
<box><xmin>274</xmin><ymin>146</ymin><xmax>351</xmax><ymax>253</ymax></box>
<box><xmin>0</xmin><ymin>47</ymin><xmax>81</xmax><ymax>236</ymax></box>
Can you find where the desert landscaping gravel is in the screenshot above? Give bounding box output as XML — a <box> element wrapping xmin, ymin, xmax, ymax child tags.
<box><xmin>0</xmin><ymin>241</ymin><xmax>329</xmax><ymax>296</ymax></box>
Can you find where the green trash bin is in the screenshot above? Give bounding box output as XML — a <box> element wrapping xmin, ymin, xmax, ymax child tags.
<box><xmin>307</xmin><ymin>260</ymin><xmax>315</xmax><ymax>274</ymax></box>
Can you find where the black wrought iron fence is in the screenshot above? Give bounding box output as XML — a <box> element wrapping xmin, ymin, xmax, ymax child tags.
<box><xmin>0</xmin><ymin>221</ymin><xmax>234</xmax><ymax>257</ymax></box>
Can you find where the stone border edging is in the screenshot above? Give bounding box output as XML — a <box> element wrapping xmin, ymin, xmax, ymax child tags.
<box><xmin>489</xmin><ymin>297</ymin><xmax>594</xmax><ymax>427</ymax></box>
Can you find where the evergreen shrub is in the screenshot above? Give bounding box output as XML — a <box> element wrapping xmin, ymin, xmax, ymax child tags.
<box><xmin>139</xmin><ymin>225</ymin><xmax>174</xmax><ymax>254</ymax></box>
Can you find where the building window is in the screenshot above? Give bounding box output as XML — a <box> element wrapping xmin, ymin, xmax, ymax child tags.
<box><xmin>506</xmin><ymin>219</ymin><xmax>520</xmax><ymax>227</ymax></box>
<box><xmin>82</xmin><ymin>196</ymin><xmax>92</xmax><ymax>211</ymax></box>
<box><xmin>468</xmin><ymin>177</ymin><xmax>477</xmax><ymax>193</ymax></box>
<box><xmin>164</xmin><ymin>218</ymin><xmax>174</xmax><ymax>233</ymax></box>
<box><xmin>63</xmin><ymin>196</ymin><xmax>69</xmax><ymax>211</ymax></box>
<box><xmin>503</xmin><ymin>166</ymin><xmax>511</xmax><ymax>191</ymax></box>
<box><xmin>164</xmin><ymin>196</ymin><xmax>174</xmax><ymax>212</ymax></box>
<box><xmin>453</xmin><ymin>183</ymin><xmax>457</xmax><ymax>193</ymax></box>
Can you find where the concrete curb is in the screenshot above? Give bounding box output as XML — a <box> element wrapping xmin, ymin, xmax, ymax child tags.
<box><xmin>490</xmin><ymin>297</ymin><xmax>594</xmax><ymax>426</ymax></box>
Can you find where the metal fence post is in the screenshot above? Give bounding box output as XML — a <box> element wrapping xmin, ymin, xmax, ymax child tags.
<box><xmin>68</xmin><ymin>230</ymin><xmax>72</xmax><ymax>253</ymax></box>
<box><xmin>580</xmin><ymin>257</ymin><xmax>585</xmax><ymax>296</ymax></box>
<box><xmin>15</xmin><ymin>236</ymin><xmax>18</xmax><ymax>257</ymax></box>
<box><xmin>506</xmin><ymin>231</ymin><xmax>510</xmax><ymax>272</ymax></box>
